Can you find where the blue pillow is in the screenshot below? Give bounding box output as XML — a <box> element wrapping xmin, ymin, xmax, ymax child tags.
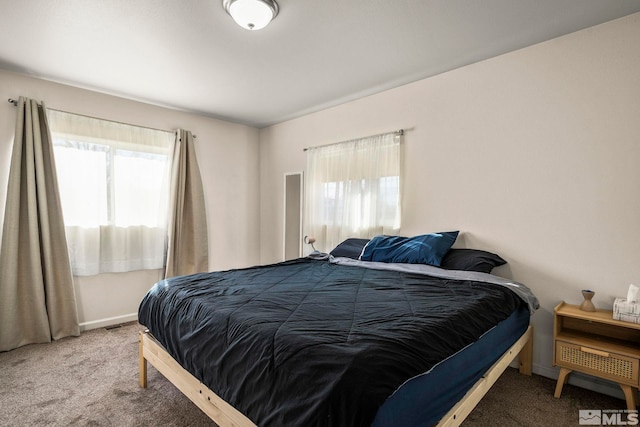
<box><xmin>360</xmin><ymin>232</ymin><xmax>459</xmax><ymax>266</ymax></box>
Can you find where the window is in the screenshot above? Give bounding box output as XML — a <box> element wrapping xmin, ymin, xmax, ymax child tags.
<box><xmin>304</xmin><ymin>132</ymin><xmax>401</xmax><ymax>252</ymax></box>
<box><xmin>322</xmin><ymin>176</ymin><xmax>400</xmax><ymax>230</ymax></box>
<box><xmin>48</xmin><ymin>110</ymin><xmax>174</xmax><ymax>276</ymax></box>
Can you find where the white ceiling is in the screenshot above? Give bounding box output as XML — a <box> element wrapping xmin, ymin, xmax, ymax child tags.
<box><xmin>1</xmin><ymin>0</ymin><xmax>639</xmax><ymax>128</ymax></box>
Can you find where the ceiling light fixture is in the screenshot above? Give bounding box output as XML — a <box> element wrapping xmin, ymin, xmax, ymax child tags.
<box><xmin>223</xmin><ymin>0</ymin><xmax>279</xmax><ymax>31</ymax></box>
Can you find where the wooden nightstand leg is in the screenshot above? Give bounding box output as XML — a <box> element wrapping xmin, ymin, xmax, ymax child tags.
<box><xmin>554</xmin><ymin>367</ymin><xmax>572</xmax><ymax>398</ymax></box>
<box><xmin>620</xmin><ymin>385</ymin><xmax>638</xmax><ymax>410</ymax></box>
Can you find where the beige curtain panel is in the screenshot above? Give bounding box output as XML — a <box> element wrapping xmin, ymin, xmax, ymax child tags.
<box><xmin>164</xmin><ymin>129</ymin><xmax>208</xmax><ymax>278</ymax></box>
<box><xmin>0</xmin><ymin>97</ymin><xmax>80</xmax><ymax>352</ymax></box>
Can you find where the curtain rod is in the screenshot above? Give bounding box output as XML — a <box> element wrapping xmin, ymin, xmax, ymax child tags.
<box><xmin>303</xmin><ymin>129</ymin><xmax>404</xmax><ymax>152</ymax></box>
<box><xmin>7</xmin><ymin>98</ymin><xmax>197</xmax><ymax>139</ymax></box>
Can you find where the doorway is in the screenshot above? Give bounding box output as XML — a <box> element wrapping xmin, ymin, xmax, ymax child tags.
<box><xmin>284</xmin><ymin>172</ymin><xmax>303</xmax><ymax>260</ymax></box>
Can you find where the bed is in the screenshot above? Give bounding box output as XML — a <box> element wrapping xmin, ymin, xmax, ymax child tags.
<box><xmin>138</xmin><ymin>234</ymin><xmax>539</xmax><ymax>426</ymax></box>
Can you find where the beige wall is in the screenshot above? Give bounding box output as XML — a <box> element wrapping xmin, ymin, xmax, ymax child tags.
<box><xmin>0</xmin><ymin>70</ymin><xmax>261</xmax><ymax>329</ymax></box>
<box><xmin>259</xmin><ymin>13</ymin><xmax>640</xmax><ymax>391</ymax></box>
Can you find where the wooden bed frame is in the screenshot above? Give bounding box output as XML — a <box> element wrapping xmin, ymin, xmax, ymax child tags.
<box><xmin>139</xmin><ymin>325</ymin><xmax>533</xmax><ymax>427</ymax></box>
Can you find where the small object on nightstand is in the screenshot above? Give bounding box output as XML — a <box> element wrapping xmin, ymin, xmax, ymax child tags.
<box><xmin>613</xmin><ymin>285</ymin><xmax>640</xmax><ymax>324</ymax></box>
<box><xmin>579</xmin><ymin>289</ymin><xmax>596</xmax><ymax>312</ymax></box>
<box><xmin>303</xmin><ymin>235</ymin><xmax>317</xmax><ymax>251</ymax></box>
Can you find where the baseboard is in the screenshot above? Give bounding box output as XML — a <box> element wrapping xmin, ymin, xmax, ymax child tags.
<box><xmin>79</xmin><ymin>313</ymin><xmax>138</xmax><ymax>331</ymax></box>
<box><xmin>532</xmin><ymin>363</ymin><xmax>626</xmax><ymax>401</ymax></box>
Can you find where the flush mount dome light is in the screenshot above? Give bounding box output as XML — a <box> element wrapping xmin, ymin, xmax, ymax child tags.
<box><xmin>223</xmin><ymin>0</ymin><xmax>279</xmax><ymax>30</ymax></box>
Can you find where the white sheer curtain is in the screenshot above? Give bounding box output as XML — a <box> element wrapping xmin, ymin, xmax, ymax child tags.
<box><xmin>48</xmin><ymin>110</ymin><xmax>174</xmax><ymax>276</ymax></box>
<box><xmin>304</xmin><ymin>132</ymin><xmax>401</xmax><ymax>253</ymax></box>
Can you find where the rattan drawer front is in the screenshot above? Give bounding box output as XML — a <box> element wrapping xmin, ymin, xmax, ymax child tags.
<box><xmin>555</xmin><ymin>341</ymin><xmax>639</xmax><ymax>386</ymax></box>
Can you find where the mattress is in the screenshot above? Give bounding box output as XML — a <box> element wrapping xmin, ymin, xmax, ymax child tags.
<box><xmin>371</xmin><ymin>304</ymin><xmax>529</xmax><ymax>426</ymax></box>
<box><xmin>138</xmin><ymin>257</ymin><xmax>537</xmax><ymax>426</ymax></box>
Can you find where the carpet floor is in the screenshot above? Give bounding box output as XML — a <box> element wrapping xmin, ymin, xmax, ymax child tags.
<box><xmin>0</xmin><ymin>322</ymin><xmax>628</xmax><ymax>426</ymax></box>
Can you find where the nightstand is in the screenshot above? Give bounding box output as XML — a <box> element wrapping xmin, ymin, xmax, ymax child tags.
<box><xmin>553</xmin><ymin>301</ymin><xmax>640</xmax><ymax>410</ymax></box>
